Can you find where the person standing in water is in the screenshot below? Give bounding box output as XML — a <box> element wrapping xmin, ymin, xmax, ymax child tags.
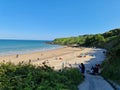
<box><xmin>79</xmin><ymin>63</ymin><xmax>85</xmax><ymax>74</ymax></box>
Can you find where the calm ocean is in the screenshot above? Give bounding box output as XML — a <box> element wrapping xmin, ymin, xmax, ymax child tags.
<box><xmin>0</xmin><ymin>39</ymin><xmax>61</xmax><ymax>56</ymax></box>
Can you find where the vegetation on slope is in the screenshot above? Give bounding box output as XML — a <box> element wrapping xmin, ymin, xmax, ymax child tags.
<box><xmin>101</xmin><ymin>35</ymin><xmax>120</xmax><ymax>84</ymax></box>
<box><xmin>53</xmin><ymin>34</ymin><xmax>105</xmax><ymax>48</ymax></box>
<box><xmin>53</xmin><ymin>28</ymin><xmax>120</xmax><ymax>84</ymax></box>
<box><xmin>53</xmin><ymin>28</ymin><xmax>120</xmax><ymax>47</ymax></box>
<box><xmin>0</xmin><ymin>62</ymin><xmax>84</xmax><ymax>90</ymax></box>
<box><xmin>54</xmin><ymin>35</ymin><xmax>87</xmax><ymax>45</ymax></box>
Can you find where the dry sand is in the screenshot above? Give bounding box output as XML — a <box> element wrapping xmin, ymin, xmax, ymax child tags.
<box><xmin>0</xmin><ymin>46</ymin><xmax>97</xmax><ymax>70</ymax></box>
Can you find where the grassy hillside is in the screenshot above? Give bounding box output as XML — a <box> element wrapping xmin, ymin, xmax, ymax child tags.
<box><xmin>0</xmin><ymin>62</ymin><xmax>84</xmax><ymax>90</ymax></box>
<box><xmin>53</xmin><ymin>28</ymin><xmax>120</xmax><ymax>84</ymax></box>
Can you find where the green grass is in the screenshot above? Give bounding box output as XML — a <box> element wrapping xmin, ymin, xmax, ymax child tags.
<box><xmin>0</xmin><ymin>62</ymin><xmax>84</xmax><ymax>90</ymax></box>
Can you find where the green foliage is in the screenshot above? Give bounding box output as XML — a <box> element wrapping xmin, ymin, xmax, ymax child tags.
<box><xmin>0</xmin><ymin>62</ymin><xmax>84</xmax><ymax>90</ymax></box>
<box><xmin>54</xmin><ymin>34</ymin><xmax>106</xmax><ymax>48</ymax></box>
<box><xmin>101</xmin><ymin>58</ymin><xmax>120</xmax><ymax>84</ymax></box>
<box><xmin>53</xmin><ymin>29</ymin><xmax>120</xmax><ymax>48</ymax></box>
<box><xmin>54</xmin><ymin>35</ymin><xmax>88</xmax><ymax>45</ymax></box>
<box><xmin>84</xmin><ymin>34</ymin><xmax>105</xmax><ymax>47</ymax></box>
<box><xmin>102</xmin><ymin>28</ymin><xmax>120</xmax><ymax>38</ymax></box>
<box><xmin>100</xmin><ymin>30</ymin><xmax>120</xmax><ymax>84</ymax></box>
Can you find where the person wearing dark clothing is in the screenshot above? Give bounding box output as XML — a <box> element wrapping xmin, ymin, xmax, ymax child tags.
<box><xmin>90</xmin><ymin>64</ymin><xmax>100</xmax><ymax>75</ymax></box>
<box><xmin>79</xmin><ymin>63</ymin><xmax>85</xmax><ymax>74</ymax></box>
<box><xmin>94</xmin><ymin>65</ymin><xmax>99</xmax><ymax>74</ymax></box>
<box><xmin>90</xmin><ymin>66</ymin><xmax>95</xmax><ymax>74</ymax></box>
<box><xmin>95</xmin><ymin>64</ymin><xmax>100</xmax><ymax>74</ymax></box>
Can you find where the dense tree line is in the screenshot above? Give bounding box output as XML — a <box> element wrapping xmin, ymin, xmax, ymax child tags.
<box><xmin>53</xmin><ymin>29</ymin><xmax>120</xmax><ymax>47</ymax></box>
<box><xmin>54</xmin><ymin>35</ymin><xmax>87</xmax><ymax>45</ymax></box>
<box><xmin>54</xmin><ymin>33</ymin><xmax>106</xmax><ymax>48</ymax></box>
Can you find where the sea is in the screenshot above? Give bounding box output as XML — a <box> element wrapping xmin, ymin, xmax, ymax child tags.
<box><xmin>0</xmin><ymin>39</ymin><xmax>62</xmax><ymax>56</ymax></box>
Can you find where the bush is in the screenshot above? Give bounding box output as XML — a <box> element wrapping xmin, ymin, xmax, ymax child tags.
<box><xmin>101</xmin><ymin>57</ymin><xmax>120</xmax><ymax>84</ymax></box>
<box><xmin>0</xmin><ymin>62</ymin><xmax>84</xmax><ymax>90</ymax></box>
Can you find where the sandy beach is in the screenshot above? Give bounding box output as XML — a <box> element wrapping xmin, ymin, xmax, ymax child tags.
<box><xmin>0</xmin><ymin>46</ymin><xmax>103</xmax><ymax>70</ymax></box>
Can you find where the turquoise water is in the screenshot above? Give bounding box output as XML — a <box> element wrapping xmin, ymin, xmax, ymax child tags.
<box><xmin>0</xmin><ymin>39</ymin><xmax>61</xmax><ymax>56</ymax></box>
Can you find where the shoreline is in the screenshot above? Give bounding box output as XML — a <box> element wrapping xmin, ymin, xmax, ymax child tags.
<box><xmin>0</xmin><ymin>45</ymin><xmax>63</xmax><ymax>57</ymax></box>
<box><xmin>0</xmin><ymin>46</ymin><xmax>104</xmax><ymax>70</ymax></box>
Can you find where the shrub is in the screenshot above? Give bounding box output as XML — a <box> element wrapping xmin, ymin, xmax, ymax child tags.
<box><xmin>0</xmin><ymin>62</ymin><xmax>84</xmax><ymax>90</ymax></box>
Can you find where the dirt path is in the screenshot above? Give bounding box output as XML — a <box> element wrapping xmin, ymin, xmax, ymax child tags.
<box><xmin>78</xmin><ymin>48</ymin><xmax>115</xmax><ymax>90</ymax></box>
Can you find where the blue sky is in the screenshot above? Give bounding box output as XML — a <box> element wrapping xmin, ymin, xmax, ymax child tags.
<box><xmin>0</xmin><ymin>0</ymin><xmax>120</xmax><ymax>40</ymax></box>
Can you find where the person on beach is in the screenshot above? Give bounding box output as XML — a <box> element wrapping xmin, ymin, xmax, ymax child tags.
<box><xmin>16</xmin><ymin>54</ymin><xmax>19</xmax><ymax>58</ymax></box>
<box><xmin>79</xmin><ymin>63</ymin><xmax>85</xmax><ymax>74</ymax></box>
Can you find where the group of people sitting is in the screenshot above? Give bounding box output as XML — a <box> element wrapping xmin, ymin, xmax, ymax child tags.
<box><xmin>90</xmin><ymin>64</ymin><xmax>100</xmax><ymax>75</ymax></box>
